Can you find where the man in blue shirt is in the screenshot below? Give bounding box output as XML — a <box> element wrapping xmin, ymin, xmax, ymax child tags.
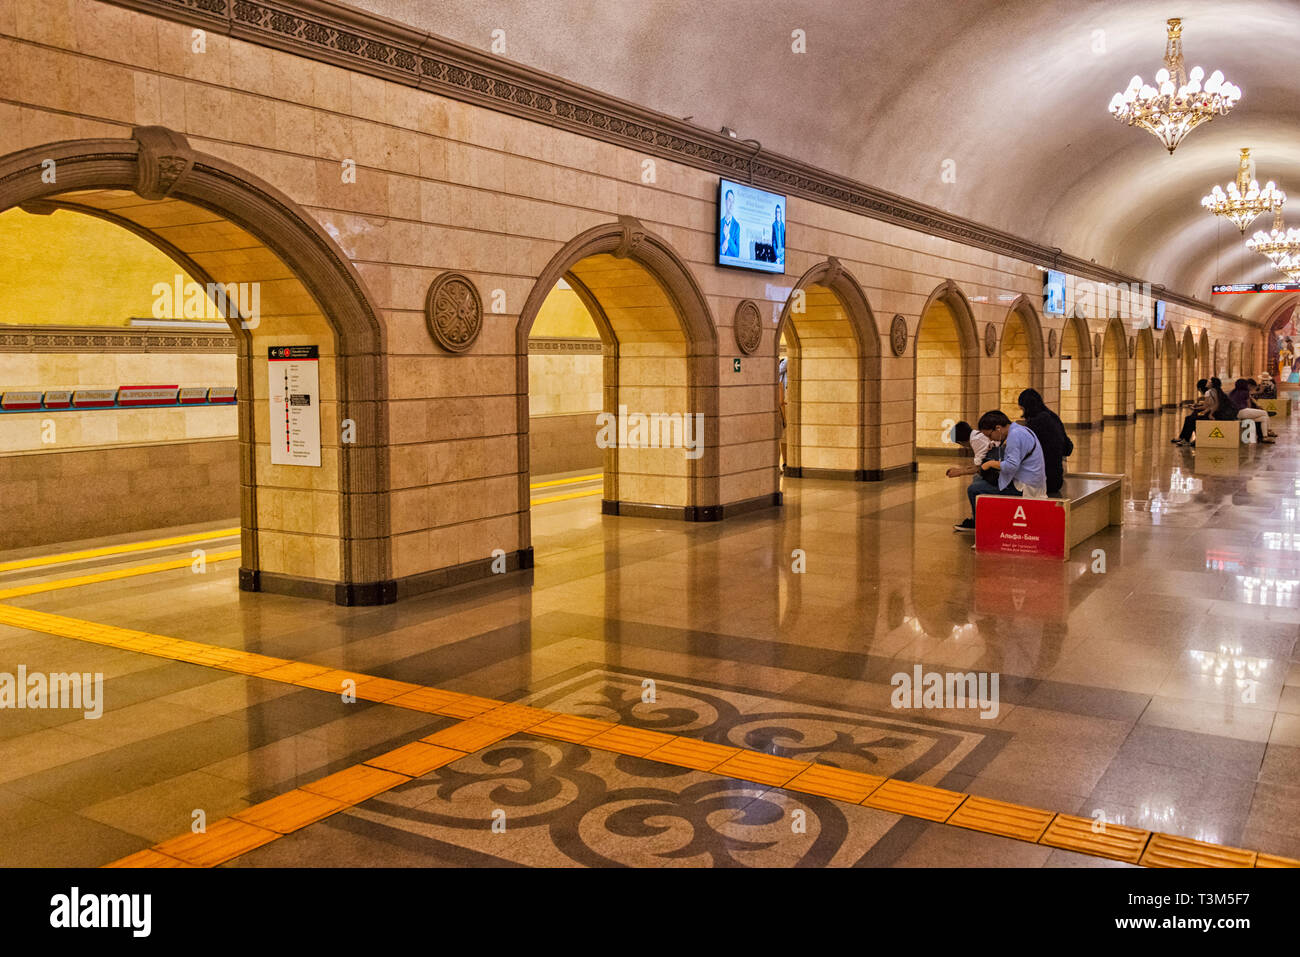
<box><xmin>954</xmin><ymin>410</ymin><xmax>1046</xmax><ymax>531</ymax></box>
<box><xmin>720</xmin><ymin>190</ymin><xmax>741</xmax><ymax>258</ymax></box>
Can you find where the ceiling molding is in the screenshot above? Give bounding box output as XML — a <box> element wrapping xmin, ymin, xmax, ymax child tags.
<box><xmin>96</xmin><ymin>0</ymin><xmax>1249</xmax><ymax>327</ymax></box>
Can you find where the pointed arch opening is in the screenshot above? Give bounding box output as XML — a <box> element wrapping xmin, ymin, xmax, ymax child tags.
<box><xmin>1101</xmin><ymin>316</ymin><xmax>1128</xmax><ymax>420</ymax></box>
<box><xmin>0</xmin><ymin>130</ymin><xmax>390</xmax><ymax>604</ymax></box>
<box><xmin>914</xmin><ymin>281</ymin><xmax>979</xmax><ymax>452</ymax></box>
<box><xmin>515</xmin><ymin>219</ymin><xmax>721</xmax><ymax>545</ymax></box>
<box><xmin>1160</xmin><ymin>325</ymin><xmax>1179</xmax><ymax>408</ymax></box>
<box><xmin>999</xmin><ymin>296</ymin><xmax>1046</xmax><ymax>411</ymax></box>
<box><xmin>1058</xmin><ymin>313</ymin><xmax>1093</xmax><ymax>428</ymax></box>
<box><xmin>1182</xmin><ymin>327</ymin><xmax>1199</xmax><ymax>401</ymax></box>
<box><xmin>1135</xmin><ymin>325</ymin><xmax>1155</xmax><ymax>413</ymax></box>
<box><xmin>775</xmin><ymin>259</ymin><xmax>882</xmax><ymax>479</ymax></box>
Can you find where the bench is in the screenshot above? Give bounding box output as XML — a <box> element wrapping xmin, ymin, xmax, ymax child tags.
<box><xmin>1195</xmin><ymin>418</ymin><xmax>1255</xmax><ymax>449</ymax></box>
<box><xmin>1255</xmin><ymin>397</ymin><xmax>1289</xmax><ymax>418</ymax></box>
<box><xmin>974</xmin><ymin>472</ymin><xmax>1124</xmax><ymax>561</ymax></box>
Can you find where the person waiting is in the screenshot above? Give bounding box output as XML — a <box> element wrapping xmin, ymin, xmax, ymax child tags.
<box><xmin>1016</xmin><ymin>388</ymin><xmax>1072</xmax><ymax>498</ymax></box>
<box><xmin>1172</xmin><ymin>379</ymin><xmax>1210</xmax><ymax>445</ymax></box>
<box><xmin>945</xmin><ymin>420</ymin><xmax>998</xmax><ymax>531</ymax></box>
<box><xmin>1257</xmin><ymin>374</ymin><xmax>1277</xmax><ymax>399</ymax></box>
<box><xmin>952</xmin><ymin>410</ymin><xmax>1046</xmax><ymax>531</ymax></box>
<box><xmin>1229</xmin><ymin>378</ymin><xmax>1273</xmax><ymax>443</ymax></box>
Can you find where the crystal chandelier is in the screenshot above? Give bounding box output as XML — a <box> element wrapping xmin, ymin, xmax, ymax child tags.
<box><xmin>1202</xmin><ymin>148</ymin><xmax>1286</xmax><ymax>232</ymax></box>
<box><xmin>1281</xmin><ymin>254</ymin><xmax>1300</xmax><ymax>283</ymax></box>
<box><xmin>1246</xmin><ymin>209</ymin><xmax>1300</xmax><ymax>268</ymax></box>
<box><xmin>1108</xmin><ymin>18</ymin><xmax>1241</xmax><ymax>154</ymax></box>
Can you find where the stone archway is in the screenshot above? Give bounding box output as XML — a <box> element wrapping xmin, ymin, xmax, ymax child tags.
<box><xmin>1058</xmin><ymin>313</ymin><xmax>1093</xmax><ymax>428</ymax></box>
<box><xmin>0</xmin><ymin>128</ymin><xmax>391</xmax><ymax>604</ymax></box>
<box><xmin>1000</xmin><ymin>295</ymin><xmax>1047</xmax><ymax>410</ymax></box>
<box><xmin>1101</xmin><ymin>316</ymin><xmax>1129</xmax><ymax>420</ymax></box>
<box><xmin>1135</xmin><ymin>324</ymin><xmax>1156</xmax><ymax>413</ymax></box>
<box><xmin>515</xmin><ymin>216</ymin><xmax>723</xmax><ymax>537</ymax></box>
<box><xmin>1160</xmin><ymin>324</ymin><xmax>1179</xmax><ymax>408</ymax></box>
<box><xmin>914</xmin><ymin>280</ymin><xmax>979</xmax><ymax>452</ymax></box>
<box><xmin>1182</xmin><ymin>327</ymin><xmax>1199</xmax><ymax>400</ymax></box>
<box><xmin>774</xmin><ymin>257</ymin><xmax>883</xmax><ymax>479</ymax></box>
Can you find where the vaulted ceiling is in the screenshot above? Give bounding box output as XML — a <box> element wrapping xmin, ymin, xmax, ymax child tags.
<box><xmin>355</xmin><ymin>0</ymin><xmax>1300</xmax><ymax>325</ymax></box>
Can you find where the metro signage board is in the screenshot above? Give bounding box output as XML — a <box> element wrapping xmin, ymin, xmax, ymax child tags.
<box><xmin>1211</xmin><ymin>282</ymin><xmax>1300</xmax><ymax>295</ymax></box>
<box><xmin>975</xmin><ymin>496</ymin><xmax>1068</xmax><ymax>560</ymax></box>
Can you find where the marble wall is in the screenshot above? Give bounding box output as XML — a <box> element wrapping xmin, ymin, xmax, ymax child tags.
<box><xmin>0</xmin><ymin>0</ymin><xmax>1256</xmax><ymax>595</ymax></box>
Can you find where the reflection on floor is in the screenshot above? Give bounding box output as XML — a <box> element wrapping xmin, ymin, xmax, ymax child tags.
<box><xmin>1</xmin><ymin>409</ymin><xmax>1298</xmax><ymax>867</ymax></box>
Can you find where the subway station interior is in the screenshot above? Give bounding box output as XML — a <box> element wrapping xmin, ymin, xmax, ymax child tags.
<box><xmin>3</xmin><ymin>0</ymin><xmax>1300</xmax><ymax>887</ymax></box>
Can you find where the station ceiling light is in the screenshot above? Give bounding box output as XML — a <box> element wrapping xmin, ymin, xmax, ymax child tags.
<box><xmin>1108</xmin><ymin>18</ymin><xmax>1240</xmax><ymax>154</ymax></box>
<box><xmin>1202</xmin><ymin>148</ymin><xmax>1285</xmax><ymax>233</ymax></box>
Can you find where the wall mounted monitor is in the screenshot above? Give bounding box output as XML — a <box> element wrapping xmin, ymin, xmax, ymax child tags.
<box><xmin>1154</xmin><ymin>299</ymin><xmax>1166</xmax><ymax>330</ymax></box>
<box><xmin>1042</xmin><ymin>270</ymin><xmax>1066</xmax><ymax>316</ymax></box>
<box><xmin>718</xmin><ymin>178</ymin><xmax>786</xmax><ymax>274</ymax></box>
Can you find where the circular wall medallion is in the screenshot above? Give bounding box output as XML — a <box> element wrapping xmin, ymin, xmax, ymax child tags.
<box><xmin>425</xmin><ymin>272</ymin><xmax>483</xmax><ymax>354</ymax></box>
<box><xmin>1094</xmin><ymin>332</ymin><xmax>1102</xmax><ymax>357</ymax></box>
<box><xmin>985</xmin><ymin>323</ymin><xmax>997</xmax><ymax>356</ymax></box>
<box><xmin>733</xmin><ymin>299</ymin><xmax>762</xmax><ymax>355</ymax></box>
<box><xmin>890</xmin><ymin>314</ymin><xmax>908</xmax><ymax>356</ymax></box>
<box><xmin>1048</xmin><ymin>328</ymin><xmax>1057</xmax><ymax>358</ymax></box>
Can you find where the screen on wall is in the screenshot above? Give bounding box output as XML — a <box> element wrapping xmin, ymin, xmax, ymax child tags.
<box><xmin>1043</xmin><ymin>270</ymin><xmax>1066</xmax><ymax>316</ymax></box>
<box><xmin>1154</xmin><ymin>299</ymin><xmax>1167</xmax><ymax>330</ymax></box>
<box><xmin>717</xmin><ymin>179</ymin><xmax>786</xmax><ymax>274</ymax></box>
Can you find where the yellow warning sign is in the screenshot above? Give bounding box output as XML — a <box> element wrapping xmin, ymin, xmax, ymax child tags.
<box><xmin>1208</xmin><ymin>427</ymin><xmax>1224</xmax><ymax>438</ymax></box>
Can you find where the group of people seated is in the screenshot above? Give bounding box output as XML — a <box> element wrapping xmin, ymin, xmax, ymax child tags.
<box><xmin>947</xmin><ymin>388</ymin><xmax>1072</xmax><ymax>533</ymax></box>
<box><xmin>1171</xmin><ymin>375</ymin><xmax>1278</xmax><ymax>446</ymax></box>
<box><xmin>946</xmin><ymin>375</ymin><xmax>1284</xmax><ymax>535</ymax></box>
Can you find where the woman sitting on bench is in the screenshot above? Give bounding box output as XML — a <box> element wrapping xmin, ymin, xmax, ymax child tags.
<box><xmin>1230</xmin><ymin>378</ymin><xmax>1274</xmax><ymax>443</ymax></box>
<box><xmin>1016</xmin><ymin>388</ymin><xmax>1071</xmax><ymax>498</ymax></box>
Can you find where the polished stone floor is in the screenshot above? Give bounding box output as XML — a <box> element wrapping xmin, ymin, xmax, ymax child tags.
<box><xmin>1</xmin><ymin>408</ymin><xmax>1298</xmax><ymax>867</ymax></box>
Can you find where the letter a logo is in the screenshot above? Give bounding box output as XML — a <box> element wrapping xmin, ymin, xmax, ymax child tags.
<box><xmin>1013</xmin><ymin>506</ymin><xmax>1027</xmax><ymax>522</ymax></box>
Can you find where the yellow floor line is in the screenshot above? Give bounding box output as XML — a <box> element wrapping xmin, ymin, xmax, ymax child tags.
<box><xmin>0</xmin><ymin>549</ymin><xmax>241</xmax><ymax>599</ymax></box>
<box><xmin>0</xmin><ymin>527</ymin><xmax>239</xmax><ymax>573</ymax></box>
<box><xmin>105</xmin><ymin>738</ymin><xmax>471</xmax><ymax>868</ymax></box>
<box><xmin>528</xmin><ymin>472</ymin><xmax>602</xmax><ymax>490</ymax></box>
<box><xmin>530</xmin><ymin>488</ymin><xmax>603</xmax><ymax>506</ymax></box>
<box><xmin>4</xmin><ymin>600</ymin><xmax>1289</xmax><ymax>870</ymax></box>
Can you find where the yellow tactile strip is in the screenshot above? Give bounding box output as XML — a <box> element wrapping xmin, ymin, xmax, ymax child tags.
<box><xmin>1039</xmin><ymin>813</ymin><xmax>1152</xmax><ymax>865</ymax></box>
<box><xmin>0</xmin><ymin>526</ymin><xmax>239</xmax><ymax>573</ymax></box>
<box><xmin>948</xmin><ymin>795</ymin><xmax>1056</xmax><ymax>843</ymax></box>
<box><xmin>1140</xmin><ymin>833</ymin><xmax>1259</xmax><ymax>869</ymax></box>
<box><xmin>0</xmin><ymin>550</ymin><xmax>242</xmax><ymax>600</ymax></box>
<box><xmin>7</xmin><ymin>599</ymin><xmax>1292</xmax><ymax>870</ymax></box>
<box><xmin>105</xmin><ymin>728</ymin><xmax>470</xmax><ymax>867</ymax></box>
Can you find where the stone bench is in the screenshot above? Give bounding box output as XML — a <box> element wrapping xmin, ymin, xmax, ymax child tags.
<box><xmin>1255</xmin><ymin>397</ymin><xmax>1289</xmax><ymax>418</ymax></box>
<box><xmin>1195</xmin><ymin>418</ymin><xmax>1255</xmax><ymax>449</ymax></box>
<box><xmin>974</xmin><ymin>472</ymin><xmax>1124</xmax><ymax>561</ymax></box>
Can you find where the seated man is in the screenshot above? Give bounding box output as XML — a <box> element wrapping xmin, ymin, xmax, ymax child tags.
<box><xmin>952</xmin><ymin>410</ymin><xmax>1046</xmax><ymax>532</ymax></box>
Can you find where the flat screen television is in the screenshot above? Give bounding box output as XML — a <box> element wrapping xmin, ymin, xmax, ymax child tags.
<box><xmin>718</xmin><ymin>178</ymin><xmax>786</xmax><ymax>274</ymax></box>
<box><xmin>1043</xmin><ymin>270</ymin><xmax>1066</xmax><ymax>316</ymax></box>
<box><xmin>1154</xmin><ymin>299</ymin><xmax>1166</xmax><ymax>330</ymax></box>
